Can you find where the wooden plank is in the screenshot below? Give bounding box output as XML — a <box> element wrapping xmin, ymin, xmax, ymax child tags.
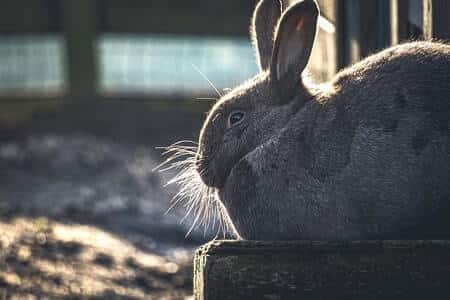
<box><xmin>0</xmin><ymin>0</ymin><xmax>60</xmax><ymax>33</ymax></box>
<box><xmin>194</xmin><ymin>240</ymin><xmax>450</xmax><ymax>300</ymax></box>
<box><xmin>97</xmin><ymin>0</ymin><xmax>258</xmax><ymax>36</ymax></box>
<box><xmin>423</xmin><ymin>0</ymin><xmax>450</xmax><ymax>40</ymax></box>
<box><xmin>61</xmin><ymin>0</ymin><xmax>97</xmax><ymax>99</ymax></box>
<box><xmin>339</xmin><ymin>0</ymin><xmax>391</xmax><ymax>66</ymax></box>
<box><xmin>335</xmin><ymin>0</ymin><xmax>347</xmax><ymax>70</ymax></box>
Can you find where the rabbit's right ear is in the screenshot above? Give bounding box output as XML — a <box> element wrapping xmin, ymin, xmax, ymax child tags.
<box><xmin>270</xmin><ymin>0</ymin><xmax>319</xmax><ymax>98</ymax></box>
<box><xmin>251</xmin><ymin>0</ymin><xmax>283</xmax><ymax>71</ymax></box>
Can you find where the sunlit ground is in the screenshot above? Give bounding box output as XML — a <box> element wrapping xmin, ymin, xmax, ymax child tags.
<box><xmin>0</xmin><ymin>128</ymin><xmax>218</xmax><ymax>299</ymax></box>
<box><xmin>0</xmin><ymin>218</ymin><xmax>193</xmax><ymax>299</ymax></box>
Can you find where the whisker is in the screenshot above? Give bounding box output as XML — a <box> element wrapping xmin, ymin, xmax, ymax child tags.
<box><xmin>157</xmin><ymin>146</ymin><xmax>197</xmax><ymax>153</ymax></box>
<box><xmin>156</xmin><ymin>141</ymin><xmax>232</xmax><ymax>239</ymax></box>
<box><xmin>169</xmin><ymin>140</ymin><xmax>198</xmax><ymax>146</ymax></box>
<box><xmin>153</xmin><ymin>156</ymin><xmax>192</xmax><ymax>172</ymax></box>
<box><xmin>153</xmin><ymin>145</ymin><xmax>198</xmax><ymax>172</ymax></box>
<box><xmin>156</xmin><ymin>140</ymin><xmax>198</xmax><ymax>151</ymax></box>
<box><xmin>191</xmin><ymin>63</ymin><xmax>222</xmax><ymax>98</ymax></box>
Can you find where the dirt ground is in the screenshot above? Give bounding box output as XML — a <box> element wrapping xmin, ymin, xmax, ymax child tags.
<box><xmin>0</xmin><ymin>100</ymin><xmax>218</xmax><ymax>299</ymax></box>
<box><xmin>0</xmin><ymin>218</ymin><xmax>194</xmax><ymax>299</ymax></box>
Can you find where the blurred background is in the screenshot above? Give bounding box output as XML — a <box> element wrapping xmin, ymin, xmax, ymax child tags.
<box><xmin>0</xmin><ymin>0</ymin><xmax>448</xmax><ymax>299</ymax></box>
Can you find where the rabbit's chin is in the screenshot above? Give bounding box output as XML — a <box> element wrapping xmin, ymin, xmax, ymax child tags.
<box><xmin>198</xmin><ymin>171</ymin><xmax>220</xmax><ymax>189</ymax></box>
<box><xmin>200</xmin><ymin>161</ymin><xmax>242</xmax><ymax>191</ymax></box>
<box><xmin>219</xmin><ymin>146</ymin><xmax>263</xmax><ymax>193</ymax></box>
<box><xmin>200</xmin><ymin>154</ymin><xmax>253</xmax><ymax>190</ymax></box>
<box><xmin>197</xmin><ymin>166</ymin><xmax>227</xmax><ymax>189</ymax></box>
<box><xmin>203</xmin><ymin>138</ymin><xmax>268</xmax><ymax>191</ymax></box>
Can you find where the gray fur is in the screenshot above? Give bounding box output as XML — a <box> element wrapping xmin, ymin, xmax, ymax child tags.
<box><xmin>195</xmin><ymin>0</ymin><xmax>450</xmax><ymax>240</ymax></box>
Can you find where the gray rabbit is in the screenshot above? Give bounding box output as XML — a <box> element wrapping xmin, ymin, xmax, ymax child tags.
<box><xmin>167</xmin><ymin>0</ymin><xmax>450</xmax><ymax>240</ymax></box>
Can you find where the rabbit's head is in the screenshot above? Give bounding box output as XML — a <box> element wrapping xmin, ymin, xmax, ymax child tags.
<box><xmin>196</xmin><ymin>0</ymin><xmax>319</xmax><ymax>189</ymax></box>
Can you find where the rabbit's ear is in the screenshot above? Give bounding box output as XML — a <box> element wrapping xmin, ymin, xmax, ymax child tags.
<box><xmin>251</xmin><ymin>0</ymin><xmax>283</xmax><ymax>71</ymax></box>
<box><xmin>270</xmin><ymin>0</ymin><xmax>318</xmax><ymax>91</ymax></box>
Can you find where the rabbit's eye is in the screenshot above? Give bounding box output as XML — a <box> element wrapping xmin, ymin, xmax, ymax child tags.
<box><xmin>227</xmin><ymin>111</ymin><xmax>245</xmax><ymax>128</ymax></box>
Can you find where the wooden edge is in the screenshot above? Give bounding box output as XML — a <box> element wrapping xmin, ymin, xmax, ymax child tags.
<box><xmin>196</xmin><ymin>239</ymin><xmax>450</xmax><ymax>256</ymax></box>
<box><xmin>194</xmin><ymin>240</ymin><xmax>450</xmax><ymax>299</ymax></box>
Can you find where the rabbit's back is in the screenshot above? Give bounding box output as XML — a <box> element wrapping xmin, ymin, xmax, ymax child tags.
<box><xmin>219</xmin><ymin>42</ymin><xmax>450</xmax><ymax>240</ymax></box>
<box><xmin>293</xmin><ymin>41</ymin><xmax>450</xmax><ymax>239</ymax></box>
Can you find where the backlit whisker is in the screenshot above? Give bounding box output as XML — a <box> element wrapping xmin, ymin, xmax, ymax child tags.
<box><xmin>191</xmin><ymin>63</ymin><xmax>222</xmax><ymax>98</ymax></box>
<box><xmin>157</xmin><ymin>140</ymin><xmax>231</xmax><ymax>238</ymax></box>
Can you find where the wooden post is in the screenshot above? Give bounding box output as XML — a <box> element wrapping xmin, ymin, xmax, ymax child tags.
<box><xmin>345</xmin><ymin>0</ymin><xmax>391</xmax><ymax>64</ymax></box>
<box><xmin>62</xmin><ymin>0</ymin><xmax>97</xmax><ymax>100</ymax></box>
<box><xmin>423</xmin><ymin>0</ymin><xmax>450</xmax><ymax>41</ymax></box>
<box><xmin>335</xmin><ymin>0</ymin><xmax>347</xmax><ymax>71</ymax></box>
<box><xmin>194</xmin><ymin>240</ymin><xmax>450</xmax><ymax>300</ymax></box>
<box><xmin>390</xmin><ymin>0</ymin><xmax>410</xmax><ymax>45</ymax></box>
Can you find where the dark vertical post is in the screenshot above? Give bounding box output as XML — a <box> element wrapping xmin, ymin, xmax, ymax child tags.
<box><xmin>335</xmin><ymin>0</ymin><xmax>347</xmax><ymax>70</ymax></box>
<box><xmin>340</xmin><ymin>0</ymin><xmax>391</xmax><ymax>65</ymax></box>
<box><xmin>344</xmin><ymin>0</ymin><xmax>361</xmax><ymax>65</ymax></box>
<box><xmin>423</xmin><ymin>0</ymin><xmax>450</xmax><ymax>41</ymax></box>
<box><xmin>62</xmin><ymin>0</ymin><xmax>97</xmax><ymax>100</ymax></box>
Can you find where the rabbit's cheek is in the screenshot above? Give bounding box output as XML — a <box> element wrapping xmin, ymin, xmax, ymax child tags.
<box><xmin>223</xmin><ymin>123</ymin><xmax>249</xmax><ymax>141</ymax></box>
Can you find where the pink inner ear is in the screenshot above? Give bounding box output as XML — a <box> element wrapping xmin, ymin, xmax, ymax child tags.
<box><xmin>295</xmin><ymin>17</ymin><xmax>305</xmax><ymax>32</ymax></box>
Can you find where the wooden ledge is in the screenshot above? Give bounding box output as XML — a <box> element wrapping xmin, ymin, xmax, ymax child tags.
<box><xmin>194</xmin><ymin>240</ymin><xmax>450</xmax><ymax>300</ymax></box>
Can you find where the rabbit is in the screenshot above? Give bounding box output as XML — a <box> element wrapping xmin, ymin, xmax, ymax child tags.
<box><xmin>164</xmin><ymin>0</ymin><xmax>450</xmax><ymax>240</ymax></box>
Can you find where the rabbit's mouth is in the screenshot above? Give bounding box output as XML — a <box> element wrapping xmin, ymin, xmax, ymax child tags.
<box><xmin>221</xmin><ymin>141</ymin><xmax>271</xmax><ymax>191</ymax></box>
<box><xmin>200</xmin><ymin>153</ymin><xmax>255</xmax><ymax>191</ymax></box>
<box><xmin>198</xmin><ymin>168</ymin><xmax>223</xmax><ymax>189</ymax></box>
<box><xmin>196</xmin><ymin>154</ymin><xmax>225</xmax><ymax>189</ymax></box>
<box><xmin>197</xmin><ymin>154</ymin><xmax>240</xmax><ymax>189</ymax></box>
<box><xmin>197</xmin><ymin>139</ymin><xmax>264</xmax><ymax>189</ymax></box>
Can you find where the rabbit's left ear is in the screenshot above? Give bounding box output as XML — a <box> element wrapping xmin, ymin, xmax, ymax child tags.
<box><xmin>270</xmin><ymin>0</ymin><xmax>319</xmax><ymax>92</ymax></box>
<box><xmin>251</xmin><ymin>0</ymin><xmax>283</xmax><ymax>71</ymax></box>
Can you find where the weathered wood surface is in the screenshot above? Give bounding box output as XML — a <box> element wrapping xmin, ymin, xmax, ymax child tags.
<box><xmin>194</xmin><ymin>240</ymin><xmax>450</xmax><ymax>300</ymax></box>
